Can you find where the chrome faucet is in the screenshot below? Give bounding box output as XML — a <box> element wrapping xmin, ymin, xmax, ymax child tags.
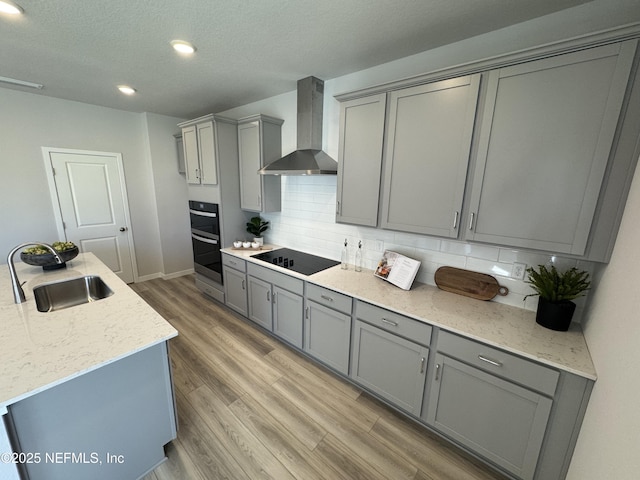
<box><xmin>7</xmin><ymin>242</ymin><xmax>62</xmax><ymax>304</ymax></box>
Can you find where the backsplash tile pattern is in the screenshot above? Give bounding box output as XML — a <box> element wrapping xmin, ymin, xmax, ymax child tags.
<box><xmin>261</xmin><ymin>176</ymin><xmax>595</xmax><ymax>319</ymax></box>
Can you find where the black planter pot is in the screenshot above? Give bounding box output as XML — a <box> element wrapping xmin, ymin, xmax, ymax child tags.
<box><xmin>535</xmin><ymin>297</ymin><xmax>576</xmax><ymax>331</ymax></box>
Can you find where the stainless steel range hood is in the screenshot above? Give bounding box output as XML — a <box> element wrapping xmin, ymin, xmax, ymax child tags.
<box><xmin>259</xmin><ymin>76</ymin><xmax>338</xmax><ymax>175</ymax></box>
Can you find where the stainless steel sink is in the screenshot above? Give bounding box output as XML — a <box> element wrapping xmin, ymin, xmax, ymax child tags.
<box><xmin>33</xmin><ymin>275</ymin><xmax>114</xmax><ymax>312</ymax></box>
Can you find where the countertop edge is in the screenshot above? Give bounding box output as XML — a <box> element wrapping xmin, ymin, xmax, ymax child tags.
<box><xmin>222</xmin><ymin>246</ymin><xmax>597</xmax><ymax>381</ymax></box>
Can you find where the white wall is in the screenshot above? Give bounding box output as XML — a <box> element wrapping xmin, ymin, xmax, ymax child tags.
<box><xmin>565</xmin><ymin>155</ymin><xmax>640</xmax><ymax>478</ymax></box>
<box><xmin>0</xmin><ymin>89</ymin><xmax>191</xmax><ymax>278</ymax></box>
<box><xmin>141</xmin><ymin>113</ymin><xmax>193</xmax><ymax>278</ymax></box>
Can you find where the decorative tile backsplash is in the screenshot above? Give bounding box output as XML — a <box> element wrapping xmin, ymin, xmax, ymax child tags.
<box><xmin>261</xmin><ymin>176</ymin><xmax>595</xmax><ymax>319</ymax></box>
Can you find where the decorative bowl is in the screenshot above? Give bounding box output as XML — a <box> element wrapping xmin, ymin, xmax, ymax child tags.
<box><xmin>21</xmin><ymin>246</ymin><xmax>79</xmax><ymax>270</ymax></box>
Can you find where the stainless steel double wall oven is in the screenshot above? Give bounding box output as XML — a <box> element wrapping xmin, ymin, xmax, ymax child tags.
<box><xmin>189</xmin><ymin>201</ymin><xmax>222</xmax><ymax>284</ymax></box>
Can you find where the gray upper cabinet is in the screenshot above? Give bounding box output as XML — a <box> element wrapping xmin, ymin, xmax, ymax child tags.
<box><xmin>178</xmin><ymin>116</ymin><xmax>220</xmax><ymax>185</ymax></box>
<box><xmin>380</xmin><ymin>75</ymin><xmax>481</xmax><ymax>237</ymax></box>
<box><xmin>336</xmin><ymin>93</ymin><xmax>387</xmax><ymax>226</ymax></box>
<box><xmin>466</xmin><ymin>41</ymin><xmax>637</xmax><ymax>255</ymax></box>
<box><xmin>238</xmin><ymin>115</ymin><xmax>284</xmax><ymax>212</ymax></box>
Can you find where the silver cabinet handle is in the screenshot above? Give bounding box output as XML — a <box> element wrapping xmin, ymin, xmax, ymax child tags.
<box><xmin>267</xmin><ymin>291</ymin><xmax>270</xmax><ymax>302</ymax></box>
<box><xmin>452</xmin><ymin>211</ymin><xmax>459</xmax><ymax>230</ymax></box>
<box><xmin>478</xmin><ymin>355</ymin><xmax>503</xmax><ymax>367</ymax></box>
<box><xmin>468</xmin><ymin>212</ymin><xmax>475</xmax><ymax>230</ymax></box>
<box><xmin>381</xmin><ymin>318</ymin><xmax>398</xmax><ymax>327</ymax></box>
<box><xmin>320</xmin><ymin>294</ymin><xmax>334</xmax><ymax>302</ymax></box>
<box><xmin>435</xmin><ymin>363</ymin><xmax>440</xmax><ymax>381</ymax></box>
<box><xmin>420</xmin><ymin>357</ymin><xmax>425</xmax><ymax>374</ymax></box>
<box><xmin>229</xmin><ymin>260</ymin><xmax>237</xmax><ymax>265</ymax></box>
<box><xmin>273</xmin><ymin>292</ymin><xmax>276</xmax><ymax>304</ymax></box>
<box><xmin>241</xmin><ymin>279</ymin><xmax>245</xmax><ymax>290</ymax></box>
<box><xmin>336</xmin><ymin>200</ymin><xmax>340</xmax><ymax>215</ymax></box>
<box><xmin>305</xmin><ymin>306</ymin><xmax>310</xmax><ymax>319</ymax></box>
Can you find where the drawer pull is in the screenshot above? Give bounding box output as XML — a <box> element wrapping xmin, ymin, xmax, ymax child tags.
<box><xmin>320</xmin><ymin>294</ymin><xmax>334</xmax><ymax>302</ymax></box>
<box><xmin>229</xmin><ymin>260</ymin><xmax>237</xmax><ymax>265</ymax></box>
<box><xmin>241</xmin><ymin>279</ymin><xmax>245</xmax><ymax>290</ymax></box>
<box><xmin>267</xmin><ymin>291</ymin><xmax>270</xmax><ymax>302</ymax></box>
<box><xmin>478</xmin><ymin>355</ymin><xmax>503</xmax><ymax>367</ymax></box>
<box><xmin>420</xmin><ymin>357</ymin><xmax>425</xmax><ymax>374</ymax></box>
<box><xmin>435</xmin><ymin>363</ymin><xmax>440</xmax><ymax>381</ymax></box>
<box><xmin>381</xmin><ymin>318</ymin><xmax>399</xmax><ymax>327</ymax></box>
<box><xmin>305</xmin><ymin>306</ymin><xmax>310</xmax><ymax>319</ymax></box>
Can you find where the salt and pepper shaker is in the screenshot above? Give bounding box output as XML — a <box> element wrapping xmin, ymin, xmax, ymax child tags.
<box><xmin>355</xmin><ymin>240</ymin><xmax>362</xmax><ymax>272</ymax></box>
<box><xmin>341</xmin><ymin>238</ymin><xmax>348</xmax><ymax>270</ymax></box>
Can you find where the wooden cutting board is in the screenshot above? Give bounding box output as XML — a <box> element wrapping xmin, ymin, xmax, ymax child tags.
<box><xmin>434</xmin><ymin>266</ymin><xmax>509</xmax><ymax>300</ymax></box>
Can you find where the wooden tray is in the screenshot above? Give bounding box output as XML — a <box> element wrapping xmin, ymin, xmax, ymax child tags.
<box><xmin>231</xmin><ymin>246</ymin><xmax>273</xmax><ymax>252</ymax></box>
<box><xmin>434</xmin><ymin>266</ymin><xmax>509</xmax><ymax>301</ymax></box>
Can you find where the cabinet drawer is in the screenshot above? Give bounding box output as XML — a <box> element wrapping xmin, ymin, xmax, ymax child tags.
<box><xmin>222</xmin><ymin>253</ymin><xmax>246</xmax><ymax>272</ymax></box>
<box><xmin>355</xmin><ymin>301</ymin><xmax>431</xmax><ymax>347</ymax></box>
<box><xmin>247</xmin><ymin>262</ymin><xmax>303</xmax><ymax>295</ymax></box>
<box><xmin>305</xmin><ymin>283</ymin><xmax>352</xmax><ymax>314</ymax></box>
<box><xmin>437</xmin><ymin>331</ymin><xmax>559</xmax><ymax>396</ymax></box>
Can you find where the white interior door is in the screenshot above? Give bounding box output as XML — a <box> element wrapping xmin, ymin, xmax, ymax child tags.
<box><xmin>43</xmin><ymin>148</ymin><xmax>136</xmax><ymax>283</ymax></box>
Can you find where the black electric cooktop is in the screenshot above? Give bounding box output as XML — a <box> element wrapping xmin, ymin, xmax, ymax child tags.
<box><xmin>252</xmin><ymin>248</ymin><xmax>340</xmax><ymax>276</ymax></box>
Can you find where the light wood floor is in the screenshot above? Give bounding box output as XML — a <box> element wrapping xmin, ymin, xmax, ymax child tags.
<box><xmin>133</xmin><ymin>275</ymin><xmax>506</xmax><ymax>480</ymax></box>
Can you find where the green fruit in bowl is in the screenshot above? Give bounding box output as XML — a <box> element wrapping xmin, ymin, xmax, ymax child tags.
<box><xmin>23</xmin><ymin>241</ymin><xmax>77</xmax><ymax>255</ymax></box>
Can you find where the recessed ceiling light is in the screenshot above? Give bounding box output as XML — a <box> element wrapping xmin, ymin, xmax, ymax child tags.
<box><xmin>0</xmin><ymin>1</ymin><xmax>23</xmax><ymax>15</ymax></box>
<box><xmin>117</xmin><ymin>85</ymin><xmax>137</xmax><ymax>95</ymax></box>
<box><xmin>171</xmin><ymin>40</ymin><xmax>196</xmax><ymax>55</ymax></box>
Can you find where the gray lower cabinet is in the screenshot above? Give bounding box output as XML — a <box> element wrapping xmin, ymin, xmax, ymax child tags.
<box><xmin>425</xmin><ymin>331</ymin><xmax>560</xmax><ymax>480</ymax></box>
<box><xmin>467</xmin><ymin>40</ymin><xmax>637</xmax><ymax>256</ymax></box>
<box><xmin>351</xmin><ymin>319</ymin><xmax>428</xmax><ymax>415</ymax></box>
<box><xmin>273</xmin><ymin>286</ymin><xmax>304</xmax><ymax>348</ymax></box>
<box><xmin>8</xmin><ymin>342</ymin><xmax>176</xmax><ymax>480</ymax></box>
<box><xmin>304</xmin><ymin>284</ymin><xmax>353</xmax><ymax>375</ymax></box>
<box><xmin>223</xmin><ymin>255</ymin><xmax>248</xmax><ymax>316</ymax></box>
<box><xmin>247</xmin><ymin>263</ymin><xmax>304</xmax><ymax>344</ymax></box>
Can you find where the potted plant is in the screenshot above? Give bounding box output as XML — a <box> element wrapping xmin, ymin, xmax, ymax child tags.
<box><xmin>246</xmin><ymin>216</ymin><xmax>269</xmax><ymax>246</ymax></box>
<box><xmin>525</xmin><ymin>265</ymin><xmax>591</xmax><ymax>331</ymax></box>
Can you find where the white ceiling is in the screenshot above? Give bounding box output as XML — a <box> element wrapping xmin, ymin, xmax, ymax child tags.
<box><xmin>0</xmin><ymin>0</ymin><xmax>597</xmax><ymax>119</ymax></box>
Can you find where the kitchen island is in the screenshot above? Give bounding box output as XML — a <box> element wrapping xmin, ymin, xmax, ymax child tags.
<box><xmin>0</xmin><ymin>252</ymin><xmax>178</xmax><ymax>480</ymax></box>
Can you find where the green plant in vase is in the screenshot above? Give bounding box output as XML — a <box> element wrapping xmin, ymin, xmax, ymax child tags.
<box><xmin>246</xmin><ymin>216</ymin><xmax>269</xmax><ymax>245</ymax></box>
<box><xmin>525</xmin><ymin>265</ymin><xmax>590</xmax><ymax>331</ymax></box>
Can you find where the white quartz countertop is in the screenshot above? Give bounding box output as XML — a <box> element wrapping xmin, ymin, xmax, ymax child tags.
<box><xmin>0</xmin><ymin>253</ymin><xmax>177</xmax><ymax>409</ymax></box>
<box><xmin>223</xmin><ymin>246</ymin><xmax>596</xmax><ymax>380</ymax></box>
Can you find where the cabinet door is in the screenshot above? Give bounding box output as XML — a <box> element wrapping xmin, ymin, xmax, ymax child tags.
<box><xmin>182</xmin><ymin>125</ymin><xmax>200</xmax><ymax>184</ymax></box>
<box><xmin>273</xmin><ymin>286</ymin><xmax>303</xmax><ymax>348</ymax></box>
<box><xmin>467</xmin><ymin>42</ymin><xmax>636</xmax><ymax>254</ymax></box>
<box><xmin>247</xmin><ymin>276</ymin><xmax>272</xmax><ymax>330</ymax></box>
<box><xmin>351</xmin><ymin>320</ymin><xmax>428</xmax><ymax>415</ymax></box>
<box><xmin>223</xmin><ymin>266</ymin><xmax>248</xmax><ymax>317</ymax></box>
<box><xmin>303</xmin><ymin>300</ymin><xmax>351</xmax><ymax>375</ymax></box>
<box><xmin>381</xmin><ymin>75</ymin><xmax>480</xmax><ymax>237</ymax></box>
<box><xmin>197</xmin><ymin>121</ymin><xmax>218</xmax><ymax>185</ymax></box>
<box><xmin>426</xmin><ymin>354</ymin><xmax>552</xmax><ymax>480</ymax></box>
<box><xmin>238</xmin><ymin>121</ymin><xmax>262</xmax><ymax>211</ymax></box>
<box><xmin>336</xmin><ymin>93</ymin><xmax>386</xmax><ymax>226</ymax></box>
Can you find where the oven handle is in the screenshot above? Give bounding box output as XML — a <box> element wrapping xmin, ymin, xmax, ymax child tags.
<box><xmin>191</xmin><ymin>233</ymin><xmax>219</xmax><ymax>245</ymax></box>
<box><xmin>189</xmin><ymin>209</ymin><xmax>217</xmax><ymax>218</ymax></box>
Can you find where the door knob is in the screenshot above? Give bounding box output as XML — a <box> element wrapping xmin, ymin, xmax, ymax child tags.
<box><xmin>119</xmin><ymin>227</ymin><xmax>127</xmax><ymax>232</ymax></box>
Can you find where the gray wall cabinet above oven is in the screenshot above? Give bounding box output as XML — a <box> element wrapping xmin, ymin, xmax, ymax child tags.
<box><xmin>336</xmin><ymin>39</ymin><xmax>640</xmax><ymax>262</ymax></box>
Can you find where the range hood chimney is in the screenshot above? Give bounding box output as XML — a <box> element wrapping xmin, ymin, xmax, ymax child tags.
<box><xmin>259</xmin><ymin>76</ymin><xmax>338</xmax><ymax>175</ymax></box>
